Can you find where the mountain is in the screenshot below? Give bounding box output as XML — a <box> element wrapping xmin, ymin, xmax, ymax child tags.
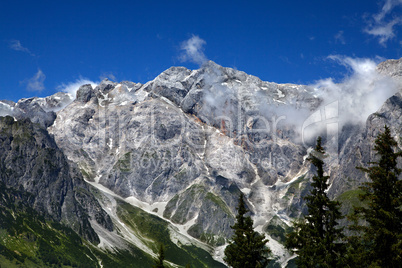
<box><xmin>0</xmin><ymin>116</ymin><xmax>113</xmax><ymax>242</ymax></box>
<box><xmin>0</xmin><ymin>115</ymin><xmax>224</xmax><ymax>268</ymax></box>
<box><xmin>0</xmin><ymin>58</ymin><xmax>401</xmax><ymax>267</ymax></box>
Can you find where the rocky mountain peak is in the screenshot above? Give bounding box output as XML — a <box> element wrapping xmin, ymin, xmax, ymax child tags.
<box><xmin>376</xmin><ymin>57</ymin><xmax>402</xmax><ymax>79</ymax></box>
<box><xmin>76</xmin><ymin>84</ymin><xmax>96</xmax><ymax>103</ymax></box>
<box><xmin>95</xmin><ymin>78</ymin><xmax>117</xmax><ymax>94</ymax></box>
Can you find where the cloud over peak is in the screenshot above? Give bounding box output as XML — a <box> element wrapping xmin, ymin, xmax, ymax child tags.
<box><xmin>312</xmin><ymin>55</ymin><xmax>398</xmax><ymax>127</ymax></box>
<box><xmin>57</xmin><ymin>77</ymin><xmax>98</xmax><ymax>98</ymax></box>
<box><xmin>179</xmin><ymin>35</ymin><xmax>208</xmax><ymax>66</ymax></box>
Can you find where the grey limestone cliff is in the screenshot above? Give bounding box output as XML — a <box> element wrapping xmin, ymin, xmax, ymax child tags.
<box><xmin>0</xmin><ymin>116</ymin><xmax>113</xmax><ymax>243</ymax></box>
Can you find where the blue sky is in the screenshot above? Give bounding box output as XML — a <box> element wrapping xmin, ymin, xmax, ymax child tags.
<box><xmin>1</xmin><ymin>0</ymin><xmax>402</xmax><ymax>102</ymax></box>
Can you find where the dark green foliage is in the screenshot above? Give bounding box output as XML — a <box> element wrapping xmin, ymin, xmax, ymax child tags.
<box><xmin>348</xmin><ymin>125</ymin><xmax>402</xmax><ymax>267</ymax></box>
<box><xmin>265</xmin><ymin>224</ymin><xmax>291</xmax><ymax>244</ymax></box>
<box><xmin>285</xmin><ymin>137</ymin><xmax>346</xmax><ymax>267</ymax></box>
<box><xmin>264</xmin><ymin>216</ymin><xmax>293</xmax><ymax>243</ymax></box>
<box><xmin>224</xmin><ymin>193</ymin><xmax>270</xmax><ymax>268</ymax></box>
<box><xmin>153</xmin><ymin>244</ymin><xmax>165</xmax><ymax>268</ymax></box>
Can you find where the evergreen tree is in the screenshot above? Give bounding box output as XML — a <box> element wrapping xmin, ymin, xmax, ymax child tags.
<box><xmin>153</xmin><ymin>244</ymin><xmax>165</xmax><ymax>268</ymax></box>
<box><xmin>224</xmin><ymin>193</ymin><xmax>270</xmax><ymax>268</ymax></box>
<box><xmin>349</xmin><ymin>125</ymin><xmax>402</xmax><ymax>267</ymax></box>
<box><xmin>285</xmin><ymin>137</ymin><xmax>346</xmax><ymax>267</ymax></box>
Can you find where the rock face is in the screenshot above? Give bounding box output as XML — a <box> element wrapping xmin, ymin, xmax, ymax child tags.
<box><xmin>0</xmin><ymin>92</ymin><xmax>74</xmax><ymax>128</ymax></box>
<box><xmin>46</xmin><ymin>59</ymin><xmax>402</xmax><ymax>249</ymax></box>
<box><xmin>2</xmin><ymin>58</ymin><xmax>402</xmax><ymax>264</ymax></box>
<box><xmin>377</xmin><ymin>58</ymin><xmax>402</xmax><ymax>79</ymax></box>
<box><xmin>48</xmin><ymin>62</ymin><xmax>323</xmax><ymax>245</ymax></box>
<box><xmin>76</xmin><ymin>84</ymin><xmax>97</xmax><ymax>103</ymax></box>
<box><xmin>328</xmin><ymin>91</ymin><xmax>402</xmax><ymax>198</ymax></box>
<box><xmin>0</xmin><ymin>116</ymin><xmax>113</xmax><ymax>243</ymax></box>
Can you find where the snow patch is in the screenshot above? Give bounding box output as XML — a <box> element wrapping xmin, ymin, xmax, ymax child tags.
<box><xmin>276</xmin><ymin>88</ymin><xmax>285</xmax><ymax>98</ymax></box>
<box><xmin>107</xmin><ymin>138</ymin><xmax>113</xmax><ymax>149</ymax></box>
<box><xmin>241</xmin><ymin>187</ymin><xmax>251</xmax><ymax>195</ymax></box>
<box><xmin>273</xmin><ymin>99</ymin><xmax>286</xmax><ymax>104</ymax></box>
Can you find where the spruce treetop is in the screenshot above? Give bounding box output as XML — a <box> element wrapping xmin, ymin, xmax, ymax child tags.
<box><xmin>224</xmin><ymin>193</ymin><xmax>270</xmax><ymax>268</ymax></box>
<box><xmin>350</xmin><ymin>125</ymin><xmax>402</xmax><ymax>267</ymax></box>
<box><xmin>286</xmin><ymin>137</ymin><xmax>346</xmax><ymax>267</ymax></box>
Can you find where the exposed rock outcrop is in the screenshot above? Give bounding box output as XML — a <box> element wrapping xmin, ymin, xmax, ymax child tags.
<box><xmin>0</xmin><ymin>116</ymin><xmax>113</xmax><ymax>243</ymax></box>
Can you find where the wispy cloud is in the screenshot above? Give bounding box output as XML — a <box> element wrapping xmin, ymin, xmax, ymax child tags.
<box><xmin>334</xmin><ymin>30</ymin><xmax>346</xmax><ymax>44</ymax></box>
<box><xmin>374</xmin><ymin>0</ymin><xmax>402</xmax><ymax>22</ymax></box>
<box><xmin>57</xmin><ymin>77</ymin><xmax>98</xmax><ymax>98</ymax></box>
<box><xmin>20</xmin><ymin>69</ymin><xmax>46</xmax><ymax>91</ymax></box>
<box><xmin>366</xmin><ymin>19</ymin><xmax>401</xmax><ymax>44</ymax></box>
<box><xmin>99</xmin><ymin>72</ymin><xmax>116</xmax><ymax>81</ymax></box>
<box><xmin>9</xmin><ymin>40</ymin><xmax>35</xmax><ymax>56</ymax></box>
<box><xmin>179</xmin><ymin>35</ymin><xmax>208</xmax><ymax>65</ymax></box>
<box><xmin>21</xmin><ymin>69</ymin><xmax>46</xmax><ymax>92</ymax></box>
<box><xmin>365</xmin><ymin>0</ymin><xmax>402</xmax><ymax>45</ymax></box>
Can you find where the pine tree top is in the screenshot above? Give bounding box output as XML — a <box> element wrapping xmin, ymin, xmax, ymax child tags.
<box><xmin>350</xmin><ymin>125</ymin><xmax>402</xmax><ymax>267</ymax></box>
<box><xmin>224</xmin><ymin>193</ymin><xmax>271</xmax><ymax>268</ymax></box>
<box><xmin>286</xmin><ymin>136</ymin><xmax>346</xmax><ymax>267</ymax></box>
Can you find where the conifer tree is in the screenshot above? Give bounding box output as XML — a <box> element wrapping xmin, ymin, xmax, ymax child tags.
<box><xmin>285</xmin><ymin>137</ymin><xmax>346</xmax><ymax>267</ymax></box>
<box><xmin>224</xmin><ymin>193</ymin><xmax>270</xmax><ymax>268</ymax></box>
<box><xmin>349</xmin><ymin>125</ymin><xmax>402</xmax><ymax>267</ymax></box>
<box><xmin>153</xmin><ymin>244</ymin><xmax>165</xmax><ymax>268</ymax></box>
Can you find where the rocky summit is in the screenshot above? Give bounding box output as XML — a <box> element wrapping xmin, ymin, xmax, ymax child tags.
<box><xmin>0</xmin><ymin>58</ymin><xmax>401</xmax><ymax>267</ymax></box>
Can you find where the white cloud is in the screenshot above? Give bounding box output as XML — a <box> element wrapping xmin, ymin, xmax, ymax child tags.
<box><xmin>57</xmin><ymin>77</ymin><xmax>98</xmax><ymax>98</ymax></box>
<box><xmin>365</xmin><ymin>0</ymin><xmax>402</xmax><ymax>45</ymax></box>
<box><xmin>9</xmin><ymin>40</ymin><xmax>34</xmax><ymax>56</ymax></box>
<box><xmin>298</xmin><ymin>55</ymin><xmax>400</xmax><ymax>146</ymax></box>
<box><xmin>22</xmin><ymin>69</ymin><xmax>46</xmax><ymax>91</ymax></box>
<box><xmin>366</xmin><ymin>18</ymin><xmax>401</xmax><ymax>45</ymax></box>
<box><xmin>179</xmin><ymin>35</ymin><xmax>208</xmax><ymax>65</ymax></box>
<box><xmin>312</xmin><ymin>55</ymin><xmax>399</xmax><ymax>127</ymax></box>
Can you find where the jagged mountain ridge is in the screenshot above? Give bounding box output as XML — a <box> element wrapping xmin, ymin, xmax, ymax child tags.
<box><xmin>1</xmin><ymin>58</ymin><xmax>401</xmax><ymax>267</ymax></box>
<box><xmin>48</xmin><ymin>61</ymin><xmax>319</xmax><ymax>245</ymax></box>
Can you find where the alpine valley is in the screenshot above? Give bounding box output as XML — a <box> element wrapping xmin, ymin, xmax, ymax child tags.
<box><xmin>0</xmin><ymin>58</ymin><xmax>401</xmax><ymax>267</ymax></box>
